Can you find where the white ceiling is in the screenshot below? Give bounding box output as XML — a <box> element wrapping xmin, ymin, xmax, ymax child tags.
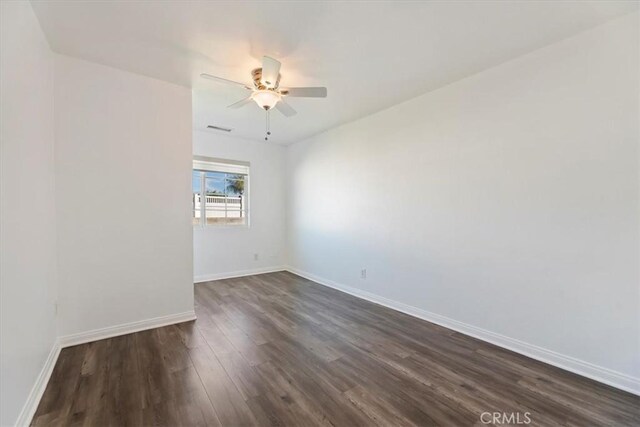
<box><xmin>32</xmin><ymin>1</ymin><xmax>638</xmax><ymax>145</ymax></box>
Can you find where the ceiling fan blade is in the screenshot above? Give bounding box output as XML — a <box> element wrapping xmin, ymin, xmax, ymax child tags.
<box><xmin>261</xmin><ymin>56</ymin><xmax>281</xmax><ymax>88</ymax></box>
<box><xmin>281</xmin><ymin>87</ymin><xmax>327</xmax><ymax>98</ymax></box>
<box><xmin>275</xmin><ymin>100</ymin><xmax>297</xmax><ymax>117</ymax></box>
<box><xmin>227</xmin><ymin>96</ymin><xmax>253</xmax><ymax>109</ymax></box>
<box><xmin>201</xmin><ymin>73</ymin><xmax>251</xmax><ymax>90</ymax></box>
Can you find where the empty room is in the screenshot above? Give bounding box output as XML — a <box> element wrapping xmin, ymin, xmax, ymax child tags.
<box><xmin>1</xmin><ymin>0</ymin><xmax>639</xmax><ymax>426</ymax></box>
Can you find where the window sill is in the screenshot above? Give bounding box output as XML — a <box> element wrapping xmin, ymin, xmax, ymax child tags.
<box><xmin>193</xmin><ymin>224</ymin><xmax>250</xmax><ymax>230</ymax></box>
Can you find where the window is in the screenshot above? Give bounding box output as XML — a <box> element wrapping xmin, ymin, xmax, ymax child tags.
<box><xmin>192</xmin><ymin>157</ymin><xmax>249</xmax><ymax>226</ymax></box>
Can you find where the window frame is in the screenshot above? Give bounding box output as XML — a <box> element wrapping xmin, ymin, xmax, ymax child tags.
<box><xmin>192</xmin><ymin>158</ymin><xmax>250</xmax><ymax>228</ymax></box>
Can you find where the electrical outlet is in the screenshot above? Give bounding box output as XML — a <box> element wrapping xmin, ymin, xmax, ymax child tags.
<box><xmin>360</xmin><ymin>268</ymin><xmax>367</xmax><ymax>279</ymax></box>
<box><xmin>254</xmin><ymin>253</ymin><xmax>259</xmax><ymax>261</ymax></box>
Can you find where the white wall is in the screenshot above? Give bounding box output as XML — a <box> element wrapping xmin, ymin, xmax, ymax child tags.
<box><xmin>55</xmin><ymin>55</ymin><xmax>194</xmax><ymax>336</ymax></box>
<box><xmin>193</xmin><ymin>131</ymin><xmax>286</xmax><ymax>281</ymax></box>
<box><xmin>0</xmin><ymin>2</ymin><xmax>58</xmax><ymax>425</ymax></box>
<box><xmin>287</xmin><ymin>12</ymin><xmax>639</xmax><ymax>388</ymax></box>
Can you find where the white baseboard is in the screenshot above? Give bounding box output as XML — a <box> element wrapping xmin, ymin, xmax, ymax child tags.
<box><xmin>58</xmin><ymin>310</ymin><xmax>197</xmax><ymax>348</ymax></box>
<box><xmin>285</xmin><ymin>266</ymin><xmax>640</xmax><ymax>396</ymax></box>
<box><xmin>14</xmin><ymin>340</ymin><xmax>61</xmax><ymax>427</ymax></box>
<box><xmin>194</xmin><ymin>266</ymin><xmax>286</xmax><ymax>283</ymax></box>
<box><xmin>15</xmin><ymin>310</ymin><xmax>197</xmax><ymax>426</ymax></box>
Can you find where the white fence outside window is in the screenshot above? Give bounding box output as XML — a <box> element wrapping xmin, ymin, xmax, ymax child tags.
<box><xmin>193</xmin><ymin>194</ymin><xmax>245</xmax><ymax>219</ymax></box>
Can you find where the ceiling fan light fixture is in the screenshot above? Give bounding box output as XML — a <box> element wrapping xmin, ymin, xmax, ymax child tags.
<box><xmin>252</xmin><ymin>90</ymin><xmax>281</xmax><ymax>110</ymax></box>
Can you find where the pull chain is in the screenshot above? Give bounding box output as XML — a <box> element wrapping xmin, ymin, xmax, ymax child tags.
<box><xmin>264</xmin><ymin>110</ymin><xmax>271</xmax><ymax>141</ymax></box>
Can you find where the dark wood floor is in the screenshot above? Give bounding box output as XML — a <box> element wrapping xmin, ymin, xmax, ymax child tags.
<box><xmin>33</xmin><ymin>271</ymin><xmax>639</xmax><ymax>426</ymax></box>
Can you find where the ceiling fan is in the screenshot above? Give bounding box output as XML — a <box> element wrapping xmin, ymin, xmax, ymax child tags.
<box><xmin>201</xmin><ymin>56</ymin><xmax>327</xmax><ymax>140</ymax></box>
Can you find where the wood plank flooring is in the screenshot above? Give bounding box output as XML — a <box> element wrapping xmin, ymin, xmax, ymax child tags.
<box><xmin>33</xmin><ymin>271</ymin><xmax>639</xmax><ymax>426</ymax></box>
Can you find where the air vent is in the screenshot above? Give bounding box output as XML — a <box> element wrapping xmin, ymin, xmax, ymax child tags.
<box><xmin>207</xmin><ymin>125</ymin><xmax>232</xmax><ymax>132</ymax></box>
